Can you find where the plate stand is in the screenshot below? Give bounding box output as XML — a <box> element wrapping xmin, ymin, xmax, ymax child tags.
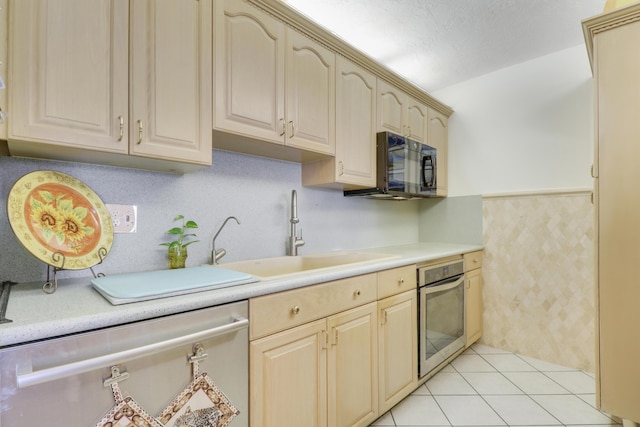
<box><xmin>42</xmin><ymin>247</ymin><xmax>109</xmax><ymax>294</ymax></box>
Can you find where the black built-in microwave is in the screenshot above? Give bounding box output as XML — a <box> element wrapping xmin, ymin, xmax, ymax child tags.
<box><xmin>344</xmin><ymin>131</ymin><xmax>437</xmax><ymax>200</ymax></box>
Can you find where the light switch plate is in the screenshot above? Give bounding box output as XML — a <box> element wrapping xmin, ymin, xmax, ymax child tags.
<box><xmin>106</xmin><ymin>204</ymin><xmax>137</xmax><ymax>233</ymax></box>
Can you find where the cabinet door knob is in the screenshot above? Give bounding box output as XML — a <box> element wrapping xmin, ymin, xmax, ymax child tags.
<box><xmin>291</xmin><ymin>306</ymin><xmax>300</xmax><ymax>315</ymax></box>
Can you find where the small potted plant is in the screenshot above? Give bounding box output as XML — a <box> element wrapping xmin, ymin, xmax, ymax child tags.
<box><xmin>160</xmin><ymin>215</ymin><xmax>199</xmax><ymax>269</ymax></box>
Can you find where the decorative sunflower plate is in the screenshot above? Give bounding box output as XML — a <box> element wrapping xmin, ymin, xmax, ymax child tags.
<box><xmin>7</xmin><ymin>170</ymin><xmax>114</xmax><ymax>270</ymax></box>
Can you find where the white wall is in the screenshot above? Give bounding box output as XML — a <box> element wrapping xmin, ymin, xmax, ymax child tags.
<box><xmin>433</xmin><ymin>45</ymin><xmax>594</xmax><ymax>196</ymax></box>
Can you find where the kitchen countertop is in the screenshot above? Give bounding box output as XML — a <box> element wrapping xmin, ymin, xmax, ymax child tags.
<box><xmin>1</xmin><ymin>242</ymin><xmax>482</xmax><ymax>348</ymax></box>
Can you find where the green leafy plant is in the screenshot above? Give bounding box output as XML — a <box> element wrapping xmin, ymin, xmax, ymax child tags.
<box><xmin>160</xmin><ymin>215</ymin><xmax>199</xmax><ymax>250</ymax></box>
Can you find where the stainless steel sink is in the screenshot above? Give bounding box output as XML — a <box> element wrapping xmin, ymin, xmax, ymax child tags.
<box><xmin>220</xmin><ymin>251</ymin><xmax>398</xmax><ymax>279</ymax></box>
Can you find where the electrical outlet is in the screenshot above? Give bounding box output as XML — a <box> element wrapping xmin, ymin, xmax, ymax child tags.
<box><xmin>106</xmin><ymin>204</ymin><xmax>137</xmax><ymax>233</ymax></box>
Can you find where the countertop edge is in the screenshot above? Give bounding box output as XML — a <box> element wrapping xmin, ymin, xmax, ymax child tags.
<box><xmin>1</xmin><ymin>243</ymin><xmax>483</xmax><ymax>348</ymax></box>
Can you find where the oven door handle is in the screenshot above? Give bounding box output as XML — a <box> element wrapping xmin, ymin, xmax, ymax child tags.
<box><xmin>16</xmin><ymin>316</ymin><xmax>248</xmax><ymax>389</ymax></box>
<box><xmin>422</xmin><ymin>275</ymin><xmax>464</xmax><ymax>294</ymax></box>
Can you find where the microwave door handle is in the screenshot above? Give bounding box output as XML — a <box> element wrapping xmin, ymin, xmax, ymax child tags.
<box><xmin>431</xmin><ymin>155</ymin><xmax>437</xmax><ymax>188</ymax></box>
<box><xmin>422</xmin><ymin>155</ymin><xmax>435</xmax><ymax>189</ymax></box>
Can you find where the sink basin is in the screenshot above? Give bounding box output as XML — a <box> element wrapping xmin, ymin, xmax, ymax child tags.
<box><xmin>220</xmin><ymin>251</ymin><xmax>398</xmax><ymax>279</ymax></box>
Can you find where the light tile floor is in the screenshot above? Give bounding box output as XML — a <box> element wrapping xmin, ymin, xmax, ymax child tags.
<box><xmin>370</xmin><ymin>343</ymin><xmax>620</xmax><ymax>427</ymax></box>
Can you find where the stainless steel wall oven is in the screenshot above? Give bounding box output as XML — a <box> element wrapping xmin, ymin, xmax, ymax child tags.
<box><xmin>418</xmin><ymin>259</ymin><xmax>466</xmax><ymax>377</ymax></box>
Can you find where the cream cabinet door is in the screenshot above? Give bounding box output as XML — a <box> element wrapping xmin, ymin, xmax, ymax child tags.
<box><xmin>335</xmin><ymin>57</ymin><xmax>377</xmax><ymax>187</ymax></box>
<box><xmin>285</xmin><ymin>29</ymin><xmax>335</xmax><ymax>155</ymax></box>
<box><xmin>327</xmin><ymin>302</ymin><xmax>378</xmax><ymax>427</ymax></box>
<box><xmin>378</xmin><ymin>79</ymin><xmax>428</xmax><ymax>143</ymax></box>
<box><xmin>250</xmin><ymin>319</ymin><xmax>327</xmax><ymax>427</ymax></box>
<box><xmin>428</xmin><ymin>107</ymin><xmax>449</xmax><ymax>196</ymax></box>
<box><xmin>214</xmin><ymin>0</ymin><xmax>285</xmax><ymax>145</ymax></box>
<box><xmin>406</xmin><ymin>98</ymin><xmax>428</xmax><ymax>143</ymax></box>
<box><xmin>590</xmin><ymin>12</ymin><xmax>640</xmax><ymax>422</ymax></box>
<box><xmin>129</xmin><ymin>0</ymin><xmax>212</xmax><ymax>165</ymax></box>
<box><xmin>8</xmin><ymin>0</ymin><xmax>129</xmax><ymax>152</ymax></box>
<box><xmin>378</xmin><ymin>290</ymin><xmax>418</xmax><ymax>414</ymax></box>
<box><xmin>377</xmin><ymin>79</ymin><xmax>405</xmax><ymax>136</ymax></box>
<box><xmin>465</xmin><ymin>268</ymin><xmax>483</xmax><ymax>347</ymax></box>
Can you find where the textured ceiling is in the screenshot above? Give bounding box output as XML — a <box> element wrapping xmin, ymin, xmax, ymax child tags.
<box><xmin>284</xmin><ymin>0</ymin><xmax>606</xmax><ymax>92</ymax></box>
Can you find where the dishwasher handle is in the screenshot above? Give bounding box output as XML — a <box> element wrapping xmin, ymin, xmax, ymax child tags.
<box><xmin>17</xmin><ymin>315</ymin><xmax>248</xmax><ymax>389</ymax></box>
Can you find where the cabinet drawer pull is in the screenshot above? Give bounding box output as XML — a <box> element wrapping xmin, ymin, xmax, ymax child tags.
<box><xmin>117</xmin><ymin>116</ymin><xmax>124</xmax><ymax>141</ymax></box>
<box><xmin>291</xmin><ymin>306</ymin><xmax>300</xmax><ymax>315</ymax></box>
<box><xmin>354</xmin><ymin>289</ymin><xmax>361</xmax><ymax>297</ymax></box>
<box><xmin>398</xmin><ymin>278</ymin><xmax>404</xmax><ymax>286</ymax></box>
<box><xmin>136</xmin><ymin>120</ymin><xmax>143</xmax><ymax>144</ymax></box>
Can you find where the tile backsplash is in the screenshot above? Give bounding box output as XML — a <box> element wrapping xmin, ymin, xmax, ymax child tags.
<box><xmin>481</xmin><ymin>191</ymin><xmax>595</xmax><ymax>372</ymax></box>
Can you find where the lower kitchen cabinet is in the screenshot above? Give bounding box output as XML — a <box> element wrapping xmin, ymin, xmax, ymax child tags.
<box><xmin>249</xmin><ymin>302</ymin><xmax>378</xmax><ymax>427</ymax></box>
<box><xmin>250</xmin><ymin>319</ymin><xmax>327</xmax><ymax>427</ymax></box>
<box><xmin>327</xmin><ymin>303</ymin><xmax>379</xmax><ymax>427</ymax></box>
<box><xmin>378</xmin><ymin>290</ymin><xmax>417</xmax><ymax>414</ymax></box>
<box><xmin>464</xmin><ymin>251</ymin><xmax>483</xmax><ymax>347</ymax></box>
<box><xmin>249</xmin><ymin>266</ymin><xmax>420</xmax><ymax>427</ymax></box>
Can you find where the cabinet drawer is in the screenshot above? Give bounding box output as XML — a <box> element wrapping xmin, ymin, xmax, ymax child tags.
<box><xmin>250</xmin><ymin>273</ymin><xmax>377</xmax><ymax>340</ymax></box>
<box><xmin>464</xmin><ymin>251</ymin><xmax>483</xmax><ymax>271</ymax></box>
<box><xmin>377</xmin><ymin>265</ymin><xmax>416</xmax><ymax>299</ymax></box>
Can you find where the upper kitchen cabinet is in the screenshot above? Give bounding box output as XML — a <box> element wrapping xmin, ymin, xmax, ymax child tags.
<box><xmin>286</xmin><ymin>30</ymin><xmax>335</xmax><ymax>155</ymax></box>
<box><xmin>302</xmin><ymin>57</ymin><xmax>377</xmax><ymax>189</ymax></box>
<box><xmin>428</xmin><ymin>108</ymin><xmax>449</xmax><ymax>197</ymax></box>
<box><xmin>377</xmin><ymin>79</ymin><xmax>428</xmax><ymax>144</ymax></box>
<box><xmin>128</xmin><ymin>1</ymin><xmax>213</xmax><ymax>166</ymax></box>
<box><xmin>213</xmin><ymin>0</ymin><xmax>335</xmax><ymax>161</ymax></box>
<box><xmin>7</xmin><ymin>0</ymin><xmax>212</xmax><ymax>173</ymax></box>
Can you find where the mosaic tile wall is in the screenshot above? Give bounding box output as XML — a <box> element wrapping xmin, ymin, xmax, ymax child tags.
<box><xmin>481</xmin><ymin>191</ymin><xmax>595</xmax><ymax>372</ymax></box>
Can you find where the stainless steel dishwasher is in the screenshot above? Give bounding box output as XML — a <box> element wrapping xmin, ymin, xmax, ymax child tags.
<box><xmin>0</xmin><ymin>300</ymin><xmax>248</xmax><ymax>427</ymax></box>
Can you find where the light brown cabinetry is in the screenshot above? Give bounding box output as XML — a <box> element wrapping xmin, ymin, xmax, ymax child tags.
<box><xmin>378</xmin><ymin>290</ymin><xmax>417</xmax><ymax>414</ymax></box>
<box><xmin>250</xmin><ymin>319</ymin><xmax>327</xmax><ymax>427</ymax></box>
<box><xmin>302</xmin><ymin>57</ymin><xmax>377</xmax><ymax>189</ymax></box>
<box><xmin>213</xmin><ymin>0</ymin><xmax>334</xmax><ymax>160</ymax></box>
<box><xmin>249</xmin><ymin>273</ymin><xmax>378</xmax><ymax>427</ymax></box>
<box><xmin>327</xmin><ymin>303</ymin><xmax>379</xmax><ymax>427</ymax></box>
<box><xmin>464</xmin><ymin>251</ymin><xmax>483</xmax><ymax>347</ymax></box>
<box><xmin>429</xmin><ymin>108</ymin><xmax>449</xmax><ymax>197</ymax></box>
<box><xmin>377</xmin><ymin>265</ymin><xmax>417</xmax><ymax>414</ymax></box>
<box><xmin>583</xmin><ymin>6</ymin><xmax>640</xmax><ymax>423</ymax></box>
<box><xmin>8</xmin><ymin>0</ymin><xmax>212</xmax><ymax>172</ymax></box>
<box><xmin>377</xmin><ymin>79</ymin><xmax>428</xmax><ymax>143</ymax></box>
<box><xmin>250</xmin><ymin>265</ymin><xmax>418</xmax><ymax>427</ymax></box>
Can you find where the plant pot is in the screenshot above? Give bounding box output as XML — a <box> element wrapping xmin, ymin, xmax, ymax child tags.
<box><xmin>168</xmin><ymin>245</ymin><xmax>188</xmax><ymax>269</ymax></box>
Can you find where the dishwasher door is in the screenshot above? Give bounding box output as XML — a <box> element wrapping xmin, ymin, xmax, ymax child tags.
<box><xmin>0</xmin><ymin>300</ymin><xmax>248</xmax><ymax>427</ymax></box>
